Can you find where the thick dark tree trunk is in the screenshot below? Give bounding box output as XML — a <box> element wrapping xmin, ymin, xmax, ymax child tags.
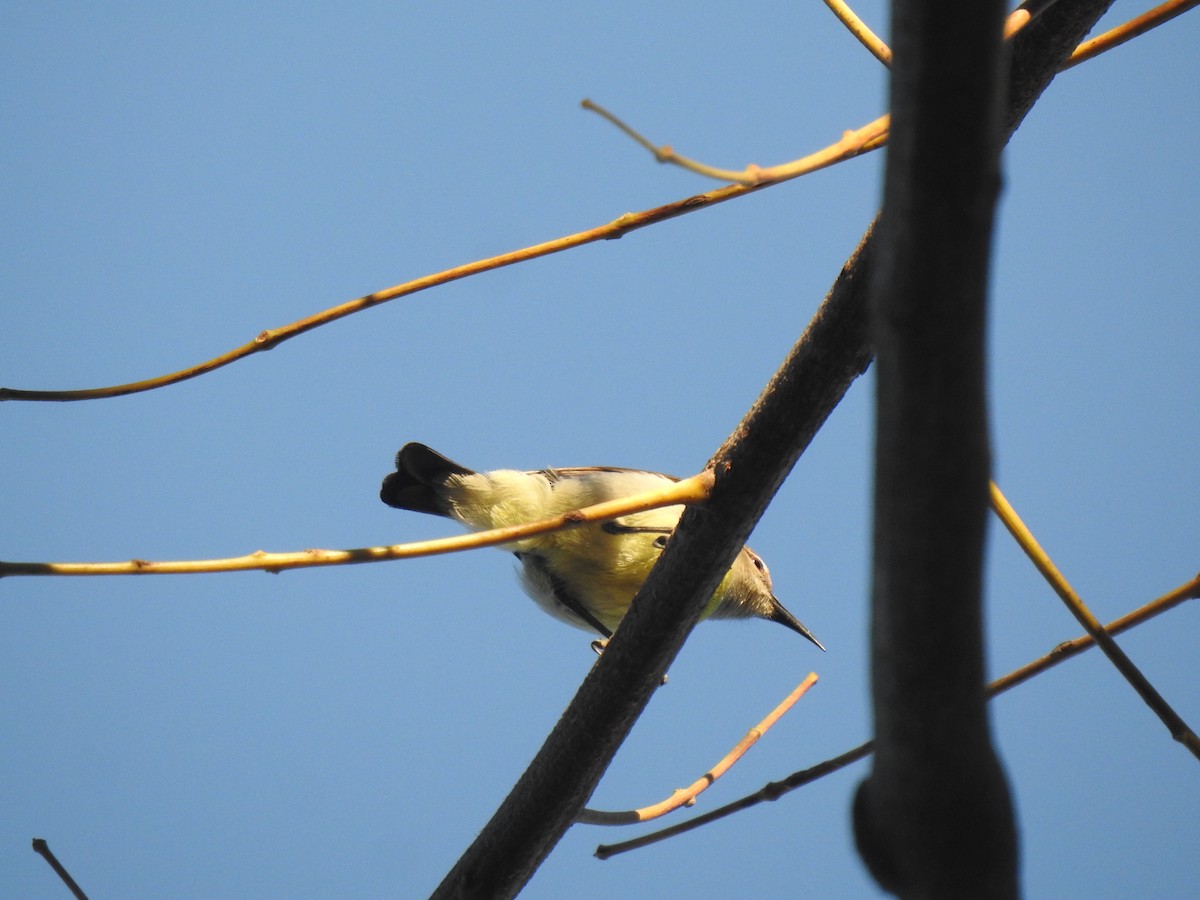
<box><xmin>852</xmin><ymin>1</ymin><xmax>1015</xmax><ymax>896</ymax></box>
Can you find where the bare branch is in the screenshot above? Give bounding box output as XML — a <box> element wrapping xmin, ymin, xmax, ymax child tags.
<box><xmin>578</xmin><ymin>673</ymin><xmax>818</xmax><ymax>825</ymax></box>
<box><xmin>579</xmin><ymin>98</ymin><xmax>769</xmax><ymax>183</ymax></box>
<box><xmin>0</xmin><ymin>196</ymin><xmax>771</xmax><ymax>403</ymax></box>
<box><xmin>823</xmin><ymin>0</ymin><xmax>893</xmax><ymax>66</ymax></box>
<box><xmin>597</xmin><ymin>741</ymin><xmax>874</xmax><ymax>860</ymax></box>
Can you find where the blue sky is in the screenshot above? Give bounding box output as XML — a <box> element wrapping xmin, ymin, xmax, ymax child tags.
<box><xmin>3</xmin><ymin>3</ymin><xmax>1197</xmax><ymax>897</ymax></box>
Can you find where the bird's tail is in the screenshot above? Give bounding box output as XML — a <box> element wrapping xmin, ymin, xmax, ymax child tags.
<box><xmin>380</xmin><ymin>443</ymin><xmax>475</xmax><ymax>517</ymax></box>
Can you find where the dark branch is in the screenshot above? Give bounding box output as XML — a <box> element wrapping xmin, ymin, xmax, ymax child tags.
<box><xmin>433</xmin><ymin>2</ymin><xmax>1119</xmax><ymax>896</ymax></box>
<box><xmin>32</xmin><ymin>839</ymin><xmax>89</xmax><ymax>900</ymax></box>
<box><xmin>431</xmin><ymin>232</ymin><xmax>876</xmax><ymax>900</ymax></box>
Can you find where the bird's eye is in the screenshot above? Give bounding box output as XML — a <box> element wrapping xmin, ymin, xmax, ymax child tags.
<box><xmin>752</xmin><ymin>556</ymin><xmax>765</xmax><ymax>571</ymax></box>
<box><xmin>653</xmin><ymin>535</ymin><xmax>668</xmax><ymax>549</ymax></box>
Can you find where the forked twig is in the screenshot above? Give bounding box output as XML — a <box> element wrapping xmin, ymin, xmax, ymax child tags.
<box><xmin>989</xmin><ymin>483</ymin><xmax>1200</xmax><ymax>758</ymax></box>
<box><xmin>0</xmin><ymin>472</ymin><xmax>712</xmax><ymax>579</ymax></box>
<box><xmin>594</xmin><ymin>0</ymin><xmax>1195</xmax><ymax>187</ymax></box>
<box><xmin>824</xmin><ymin>0</ymin><xmax>1195</xmax><ymax>71</ymax></box>
<box><xmin>578</xmin><ymin>673</ymin><xmax>818</xmax><ymax>825</ymax></box>
<box><xmin>595</xmin><ymin>572</ymin><xmax>1200</xmax><ymax>858</ymax></box>
<box><xmin>586</xmin><ymin>2</ymin><xmax>1058</xmax><ymax>185</ymax></box>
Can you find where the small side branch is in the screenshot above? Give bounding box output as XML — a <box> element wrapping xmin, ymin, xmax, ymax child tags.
<box><xmin>579</xmin><ymin>673</ymin><xmax>818</xmax><ymax>825</ymax></box>
<box><xmin>583</xmin><ymin>97</ymin><xmax>891</xmax><ymax>187</ymax></box>
<box><xmin>823</xmin><ymin>0</ymin><xmax>893</xmax><ymax>65</ymax></box>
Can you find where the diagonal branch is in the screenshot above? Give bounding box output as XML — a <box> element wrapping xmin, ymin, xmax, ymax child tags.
<box><xmin>431</xmin><ymin>218</ymin><xmax>877</xmax><ymax>900</ymax></box>
<box><xmin>431</xmin><ymin>2</ymin><xmax>1119</xmax><ymax>896</ymax></box>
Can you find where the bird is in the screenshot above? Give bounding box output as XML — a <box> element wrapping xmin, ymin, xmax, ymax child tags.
<box><xmin>380</xmin><ymin>442</ymin><xmax>824</xmax><ymax>651</ymax></box>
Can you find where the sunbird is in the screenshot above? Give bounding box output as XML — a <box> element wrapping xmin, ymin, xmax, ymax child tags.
<box><xmin>381</xmin><ymin>442</ymin><xmax>823</xmax><ymax>650</ymax></box>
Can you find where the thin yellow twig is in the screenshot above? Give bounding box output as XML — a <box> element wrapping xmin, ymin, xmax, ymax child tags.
<box><xmin>583</xmin><ymin>99</ymin><xmax>891</xmax><ymax>186</ymax></box>
<box><xmin>583</xmin><ymin>1</ymin><xmax>1062</xmax><ymax>188</ymax></box>
<box><xmin>0</xmin><ymin>187</ymin><xmax>766</xmax><ymax>402</ymax></box>
<box><xmin>755</xmin><ymin>115</ymin><xmax>891</xmax><ymax>181</ymax></box>
<box><xmin>823</xmin><ymin>0</ymin><xmax>1063</xmax><ymax>68</ymax></box>
<box><xmin>989</xmin><ymin>482</ymin><xmax>1200</xmax><ymax>759</ymax></box>
<box><xmin>595</xmin><ymin>572</ymin><xmax>1200</xmax><ymax>857</ymax></box>
<box><xmin>823</xmin><ymin>0</ymin><xmax>892</xmax><ymax>66</ymax></box>
<box><xmin>580</xmin><ymin>99</ymin><xmax>768</xmax><ymax>183</ymax></box>
<box><xmin>1064</xmin><ymin>0</ymin><xmax>1200</xmax><ymax>69</ymax></box>
<box><xmin>577</xmin><ymin>673</ymin><xmax>819</xmax><ymax>825</ymax></box>
<box><xmin>0</xmin><ymin>472</ymin><xmax>713</xmax><ymax>579</ymax></box>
